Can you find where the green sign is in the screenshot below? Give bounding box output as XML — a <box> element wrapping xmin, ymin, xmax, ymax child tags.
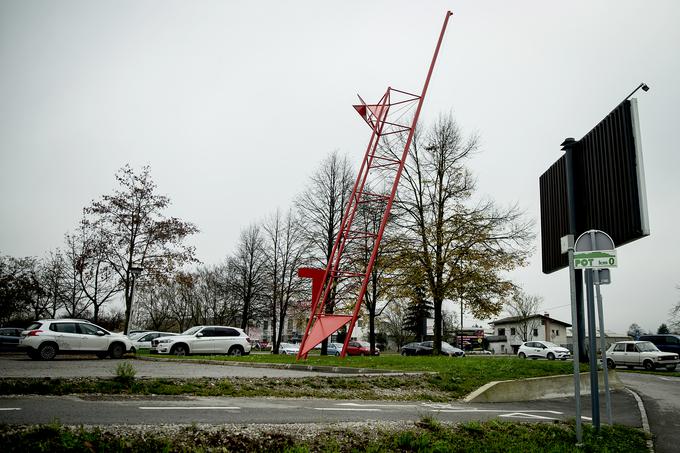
<box><xmin>573</xmin><ymin>250</ymin><xmax>617</xmax><ymax>269</ymax></box>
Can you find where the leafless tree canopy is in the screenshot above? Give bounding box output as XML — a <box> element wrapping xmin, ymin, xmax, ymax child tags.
<box><xmin>84</xmin><ymin>164</ymin><xmax>198</xmax><ymax>332</ymax></box>
<box><xmin>505</xmin><ymin>290</ymin><xmax>543</xmax><ymax>342</ymax></box>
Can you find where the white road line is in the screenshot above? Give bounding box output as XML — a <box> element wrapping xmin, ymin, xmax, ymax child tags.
<box><xmin>431</xmin><ymin>409</ymin><xmax>562</xmax><ymax>415</ymax></box>
<box><xmin>0</xmin><ymin>408</ymin><xmax>21</xmax><ymax>411</ymax></box>
<box><xmin>499</xmin><ymin>413</ymin><xmax>558</xmax><ymax>421</ymax></box>
<box><xmin>314</xmin><ymin>408</ymin><xmax>382</xmax><ymax>412</ymax></box>
<box><xmin>337</xmin><ymin>403</ymin><xmax>416</xmax><ymax>408</ymax></box>
<box><xmin>139</xmin><ymin>406</ymin><xmax>240</xmax><ymax>410</ymax></box>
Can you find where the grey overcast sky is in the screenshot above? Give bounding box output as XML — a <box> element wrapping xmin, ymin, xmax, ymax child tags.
<box><xmin>1</xmin><ymin>1</ymin><xmax>679</xmax><ymax>334</ymax></box>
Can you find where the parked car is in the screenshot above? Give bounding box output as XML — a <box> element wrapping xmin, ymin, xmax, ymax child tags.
<box><xmin>0</xmin><ymin>327</ymin><xmax>24</xmax><ymax>352</ymax></box>
<box><xmin>517</xmin><ymin>341</ymin><xmax>571</xmax><ymax>360</ymax></box>
<box><xmin>606</xmin><ymin>340</ymin><xmax>679</xmax><ymax>371</ymax></box>
<box><xmin>421</xmin><ymin>341</ymin><xmax>465</xmax><ymax>357</ymax></box>
<box><xmin>345</xmin><ymin>340</ymin><xmax>380</xmax><ymax>356</ymax></box>
<box><xmin>18</xmin><ymin>319</ymin><xmax>135</xmax><ymax>360</ymax></box>
<box><xmin>130</xmin><ymin>331</ymin><xmax>178</xmax><ymax>350</ymax></box>
<box><xmin>638</xmin><ymin>334</ymin><xmax>680</xmax><ymax>355</ymax></box>
<box><xmin>327</xmin><ymin>342</ymin><xmax>343</xmax><ymax>356</ymax></box>
<box><xmin>278</xmin><ymin>342</ymin><xmax>300</xmax><ymax>355</ymax></box>
<box><xmin>400</xmin><ymin>342</ymin><xmax>431</xmax><ymax>356</ymax></box>
<box><xmin>151</xmin><ymin>326</ymin><xmax>251</xmax><ymax>356</ymax></box>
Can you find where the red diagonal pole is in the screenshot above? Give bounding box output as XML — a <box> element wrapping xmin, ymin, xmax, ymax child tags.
<box><xmin>340</xmin><ymin>11</ymin><xmax>454</xmax><ymax>356</ymax></box>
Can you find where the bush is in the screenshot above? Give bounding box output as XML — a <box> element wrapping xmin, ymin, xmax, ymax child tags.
<box><xmin>114</xmin><ymin>362</ymin><xmax>136</xmax><ymax>385</ymax></box>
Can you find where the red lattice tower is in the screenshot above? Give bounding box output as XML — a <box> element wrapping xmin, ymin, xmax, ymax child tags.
<box><xmin>297</xmin><ymin>11</ymin><xmax>453</xmax><ymax>359</ymax></box>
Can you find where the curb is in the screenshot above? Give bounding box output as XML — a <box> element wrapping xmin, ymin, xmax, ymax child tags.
<box><xmin>624</xmin><ymin>387</ymin><xmax>654</xmax><ymax>453</ymax></box>
<box><xmin>464</xmin><ymin>371</ymin><xmax>623</xmax><ymax>403</ymax></box>
<box><xmin>133</xmin><ymin>356</ymin><xmax>414</xmax><ymax>375</ymax></box>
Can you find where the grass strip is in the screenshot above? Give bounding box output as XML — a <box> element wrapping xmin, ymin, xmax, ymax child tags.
<box><xmin>0</xmin><ymin>418</ymin><xmax>649</xmax><ymax>452</ymax></box>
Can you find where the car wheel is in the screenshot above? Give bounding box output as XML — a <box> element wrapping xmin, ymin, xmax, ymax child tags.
<box><xmin>607</xmin><ymin>359</ymin><xmax>616</xmax><ymax>369</ymax></box>
<box><xmin>401</xmin><ymin>350</ymin><xmax>407</xmax><ymax>356</ymax></box>
<box><xmin>171</xmin><ymin>344</ymin><xmax>188</xmax><ymax>356</ymax></box>
<box><xmin>547</xmin><ymin>352</ymin><xmax>555</xmax><ymax>361</ymax></box>
<box><xmin>335</xmin><ymin>351</ymin><xmax>340</xmax><ymax>356</ymax></box>
<box><xmin>643</xmin><ymin>360</ymin><xmax>655</xmax><ymax>371</ymax></box>
<box><xmin>228</xmin><ymin>346</ymin><xmax>244</xmax><ymax>356</ymax></box>
<box><xmin>96</xmin><ymin>351</ymin><xmax>109</xmax><ymax>359</ymax></box>
<box><xmin>109</xmin><ymin>343</ymin><xmax>125</xmax><ymax>359</ymax></box>
<box><xmin>38</xmin><ymin>343</ymin><xmax>58</xmax><ymax>360</ymax></box>
<box><xmin>666</xmin><ymin>365</ymin><xmax>677</xmax><ymax>371</ymax></box>
<box><xmin>518</xmin><ymin>352</ymin><xmax>526</xmax><ymax>359</ymax></box>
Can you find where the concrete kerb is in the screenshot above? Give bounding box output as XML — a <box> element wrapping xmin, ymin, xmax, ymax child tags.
<box><xmin>464</xmin><ymin>370</ymin><xmax>623</xmax><ymax>403</ymax></box>
<box><xmin>134</xmin><ymin>355</ymin><xmax>418</xmax><ymax>375</ymax></box>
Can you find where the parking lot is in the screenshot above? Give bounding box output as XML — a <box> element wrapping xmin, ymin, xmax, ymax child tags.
<box><xmin>0</xmin><ymin>353</ymin><xmax>344</xmax><ymax>379</ymax></box>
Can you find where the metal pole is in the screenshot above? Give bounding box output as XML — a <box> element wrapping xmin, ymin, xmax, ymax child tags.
<box><xmin>585</xmin><ymin>269</ymin><xmax>600</xmax><ymax>430</ymax></box>
<box><xmin>562</xmin><ymin>138</ymin><xmax>582</xmax><ymax>443</ymax></box>
<box><xmin>567</xmin><ymin>238</ymin><xmax>583</xmax><ymax>443</ymax></box>
<box><xmin>595</xmin><ymin>272</ymin><xmax>613</xmax><ymax>425</ymax></box>
<box><xmin>126</xmin><ymin>274</ymin><xmax>136</xmax><ymax>336</ymax></box>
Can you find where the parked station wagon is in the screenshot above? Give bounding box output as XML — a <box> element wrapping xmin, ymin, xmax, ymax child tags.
<box><xmin>606</xmin><ymin>340</ymin><xmax>678</xmax><ymax>371</ymax></box>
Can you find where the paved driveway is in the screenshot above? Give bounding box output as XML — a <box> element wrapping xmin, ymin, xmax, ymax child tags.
<box><xmin>0</xmin><ymin>354</ymin><xmax>341</xmax><ymax>379</ymax></box>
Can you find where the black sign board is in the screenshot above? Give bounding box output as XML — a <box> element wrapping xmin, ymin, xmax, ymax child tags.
<box><xmin>540</xmin><ymin>99</ymin><xmax>649</xmax><ymax>274</ymax></box>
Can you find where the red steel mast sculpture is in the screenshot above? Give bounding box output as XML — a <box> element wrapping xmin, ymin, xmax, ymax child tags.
<box><xmin>297</xmin><ymin>11</ymin><xmax>454</xmax><ymax>359</ymax></box>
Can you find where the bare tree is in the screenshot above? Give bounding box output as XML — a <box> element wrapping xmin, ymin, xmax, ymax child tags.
<box><xmin>61</xmin><ymin>233</ymin><xmax>91</xmax><ymax>318</ymax></box>
<box><xmin>35</xmin><ymin>250</ymin><xmax>66</xmax><ymax>319</ymax></box>
<box><xmin>376</xmin><ymin>298</ymin><xmax>412</xmax><ymax>349</ymax></box>
<box><xmin>84</xmin><ymin>164</ymin><xmax>198</xmax><ymax>333</ymax></box>
<box><xmin>505</xmin><ymin>291</ymin><xmax>543</xmax><ymax>342</ymax></box>
<box><xmin>228</xmin><ymin>224</ymin><xmax>268</xmax><ymax>332</ymax></box>
<box><xmin>393</xmin><ymin>114</ymin><xmax>534</xmax><ymax>354</ymax></box>
<box><xmin>262</xmin><ymin>209</ymin><xmax>308</xmax><ymax>353</ymax></box>
<box><xmin>69</xmin><ymin>222</ymin><xmax>123</xmax><ymax>322</ymax></box>
<box><xmin>194</xmin><ymin>264</ymin><xmax>240</xmax><ymax>326</ymax></box>
<box><xmin>296</xmin><ymin>150</ymin><xmax>354</xmax><ymax>353</ymax></box>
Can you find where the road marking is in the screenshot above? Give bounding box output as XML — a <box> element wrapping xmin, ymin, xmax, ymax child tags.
<box><xmin>431</xmin><ymin>409</ymin><xmax>562</xmax><ymax>415</ymax></box>
<box><xmin>337</xmin><ymin>403</ymin><xmax>416</xmax><ymax>408</ymax></box>
<box><xmin>499</xmin><ymin>412</ymin><xmax>558</xmax><ymax>420</ymax></box>
<box><xmin>314</xmin><ymin>408</ymin><xmax>381</xmax><ymax>412</ymax></box>
<box><xmin>139</xmin><ymin>406</ymin><xmax>240</xmax><ymax>410</ymax></box>
<box><xmin>0</xmin><ymin>408</ymin><xmax>21</xmax><ymax>411</ymax></box>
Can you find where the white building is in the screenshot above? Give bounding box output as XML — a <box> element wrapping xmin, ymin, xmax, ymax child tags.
<box><xmin>488</xmin><ymin>313</ymin><xmax>571</xmax><ymax>355</ymax></box>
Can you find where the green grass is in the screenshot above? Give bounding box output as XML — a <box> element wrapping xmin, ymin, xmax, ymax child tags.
<box><xmin>0</xmin><ymin>419</ymin><xmax>649</xmax><ymax>452</ymax></box>
<box><xmin>0</xmin><ymin>356</ymin><xmax>591</xmax><ymax>400</ymax></box>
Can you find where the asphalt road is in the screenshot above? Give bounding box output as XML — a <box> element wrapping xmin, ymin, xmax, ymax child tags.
<box><xmin>619</xmin><ymin>372</ymin><xmax>680</xmax><ymax>453</ymax></box>
<box><xmin>0</xmin><ymin>354</ymin><xmax>341</xmax><ymax>378</ymax></box>
<box><xmin>0</xmin><ymin>392</ymin><xmax>642</xmax><ymax>427</ymax></box>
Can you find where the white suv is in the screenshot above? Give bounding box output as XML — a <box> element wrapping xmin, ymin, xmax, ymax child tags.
<box><xmin>19</xmin><ymin>319</ymin><xmax>135</xmax><ymax>360</ymax></box>
<box><xmin>151</xmin><ymin>325</ymin><xmax>251</xmax><ymax>356</ymax></box>
<box><xmin>518</xmin><ymin>340</ymin><xmax>571</xmax><ymax>360</ymax></box>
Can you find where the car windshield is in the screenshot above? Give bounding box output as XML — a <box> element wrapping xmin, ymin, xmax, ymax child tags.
<box><xmin>637</xmin><ymin>342</ymin><xmax>659</xmax><ymax>352</ymax></box>
<box><xmin>128</xmin><ymin>332</ymin><xmax>146</xmax><ymax>340</ymax></box>
<box><xmin>182</xmin><ymin>326</ymin><xmax>202</xmax><ymax>335</ymax></box>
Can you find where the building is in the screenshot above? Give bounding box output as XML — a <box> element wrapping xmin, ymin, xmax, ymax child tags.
<box><xmin>488</xmin><ymin>313</ymin><xmax>571</xmax><ymax>355</ymax></box>
<box><xmin>565</xmin><ymin>328</ymin><xmax>631</xmax><ymax>354</ymax></box>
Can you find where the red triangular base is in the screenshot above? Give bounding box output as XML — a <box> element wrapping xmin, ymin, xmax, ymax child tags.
<box><xmin>298</xmin><ymin>315</ymin><xmax>352</xmax><ymax>357</ymax></box>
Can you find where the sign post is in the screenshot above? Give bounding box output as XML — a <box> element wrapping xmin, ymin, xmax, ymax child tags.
<box><xmin>574</xmin><ymin>230</ymin><xmax>616</xmax><ymax>431</ymax></box>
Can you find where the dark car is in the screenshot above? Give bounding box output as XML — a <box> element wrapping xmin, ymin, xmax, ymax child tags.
<box><xmin>400</xmin><ymin>342</ymin><xmax>432</xmax><ymax>356</ymax></box>
<box><xmin>421</xmin><ymin>341</ymin><xmax>465</xmax><ymax>357</ymax></box>
<box><xmin>0</xmin><ymin>327</ymin><xmax>24</xmax><ymax>352</ymax></box>
<box><xmin>639</xmin><ymin>334</ymin><xmax>680</xmax><ymax>355</ymax></box>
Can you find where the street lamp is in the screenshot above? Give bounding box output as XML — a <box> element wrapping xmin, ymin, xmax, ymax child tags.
<box><xmin>126</xmin><ymin>266</ymin><xmax>144</xmax><ymax>335</ymax></box>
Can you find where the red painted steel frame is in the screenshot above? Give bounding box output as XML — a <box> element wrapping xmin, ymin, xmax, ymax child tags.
<box><xmin>297</xmin><ymin>11</ymin><xmax>453</xmax><ymax>360</ymax></box>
